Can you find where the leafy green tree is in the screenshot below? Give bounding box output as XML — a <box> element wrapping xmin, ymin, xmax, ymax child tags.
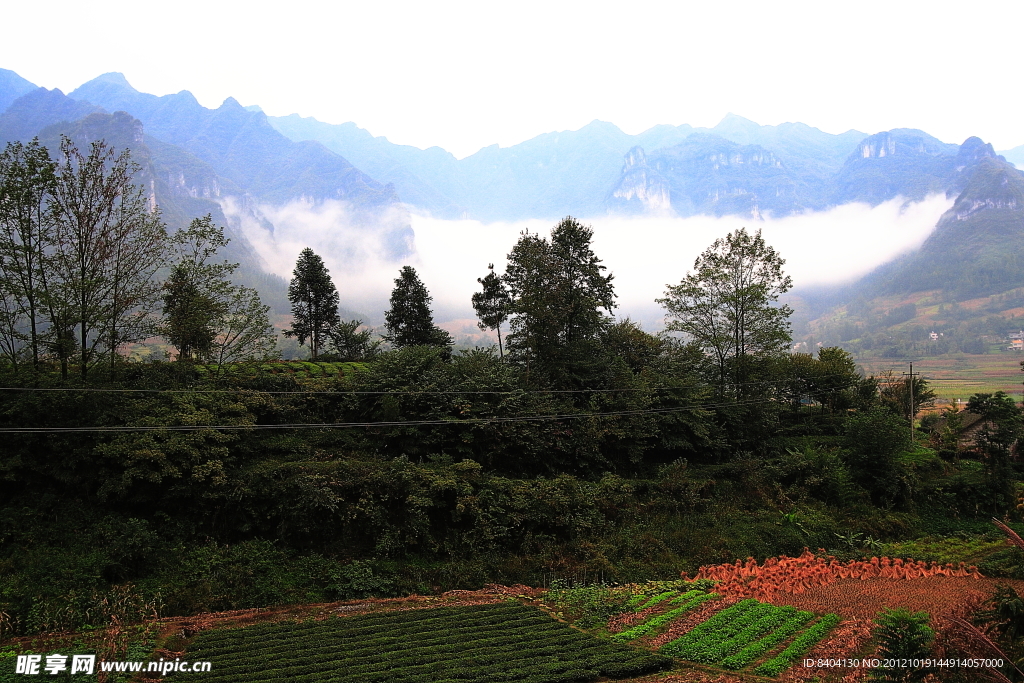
<box><xmin>878</xmin><ymin>370</ymin><xmax>937</xmax><ymax>423</ymax></box>
<box><xmin>383</xmin><ymin>266</ymin><xmax>452</xmax><ymax>349</ymax></box>
<box><xmin>502</xmin><ymin>217</ymin><xmax>616</xmax><ymax>386</ymax></box>
<box><xmin>808</xmin><ymin>347</ymin><xmax>861</xmax><ymax>413</ymax></box>
<box><xmin>471</xmin><ymin>263</ymin><xmax>510</xmax><ymax>358</ymax></box>
<box><xmin>845</xmin><ymin>407</ymin><xmax>912</xmax><ymax>506</ymax></box>
<box><xmin>967</xmin><ymin>391</ymin><xmax>1022</xmax><ymax>511</ymax></box>
<box><xmin>283</xmin><ymin>248</ymin><xmax>339</xmax><ymax>360</ymax></box>
<box><xmin>658</xmin><ymin>227</ymin><xmax>792</xmax><ymax>395</ymax></box>
<box><xmin>161</xmin><ymin>263</ymin><xmax>219</xmax><ymax>362</ymax></box>
<box><xmin>0</xmin><ymin>140</ymin><xmax>55</xmax><ymax>370</ymax></box>
<box><xmin>869</xmin><ymin>608</ymin><xmax>935</xmax><ymax>682</ymax></box>
<box><xmin>162</xmin><ymin>215</ymin><xmax>275</xmax><ymax>365</ymax></box>
<box><xmin>49</xmin><ymin>137</ymin><xmax>166</xmax><ymax>377</ymax></box>
<box><xmin>210</xmin><ymin>285</ymin><xmax>277</xmax><ymax>366</ymax></box>
<box><xmin>325</xmin><ymin>319</ymin><xmax>381</xmax><ymax>361</ymax></box>
<box><xmin>979</xmin><ymin>584</ymin><xmax>1024</xmax><ymax>644</ymax></box>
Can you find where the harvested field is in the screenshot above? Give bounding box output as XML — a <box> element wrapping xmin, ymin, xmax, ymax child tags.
<box><xmin>765</xmin><ymin>576</ymin><xmax>995</xmax><ymax>621</ymax></box>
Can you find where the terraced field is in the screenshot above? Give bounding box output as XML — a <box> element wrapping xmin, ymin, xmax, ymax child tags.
<box><xmin>171</xmin><ymin>603</ymin><xmax>671</xmax><ymax>683</ymax></box>
<box><xmin>610</xmin><ymin>594</ymin><xmax>839</xmax><ymax>678</ymax></box>
<box><xmin>855</xmin><ymin>353</ymin><xmax>1023</xmax><ymax>402</ymax></box>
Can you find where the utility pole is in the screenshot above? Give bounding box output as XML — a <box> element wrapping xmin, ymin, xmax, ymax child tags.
<box><xmin>903</xmin><ymin>362</ymin><xmax>920</xmax><ymax>446</ymax></box>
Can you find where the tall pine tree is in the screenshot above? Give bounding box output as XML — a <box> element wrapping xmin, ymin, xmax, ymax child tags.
<box><xmin>384</xmin><ymin>266</ymin><xmax>452</xmax><ymax>349</ymax></box>
<box><xmin>284</xmin><ymin>248</ymin><xmax>339</xmax><ymax>359</ymax></box>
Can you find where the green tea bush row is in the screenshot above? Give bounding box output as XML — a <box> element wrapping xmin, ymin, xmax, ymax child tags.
<box><xmin>194</xmin><ymin>604</ymin><xmax>544</xmax><ymax>653</ymax></box>
<box><xmin>753</xmin><ymin>613</ymin><xmax>841</xmax><ymax>677</ymax></box>
<box><xmin>718</xmin><ymin>609</ymin><xmax>814</xmax><ymax>670</ymax></box>
<box><xmin>199</xmin><ymin>616</ymin><xmax>565</xmax><ymax>664</ymax></box>
<box><xmin>172</xmin><ymin>604</ymin><xmax>669</xmax><ymax>683</ymax></box>
<box><xmin>202</xmin><ymin>628</ymin><xmax>588</xmax><ymax>677</ymax></box>
<box><xmin>201</xmin><ymin>622</ymin><xmax>579</xmax><ymax>673</ymax></box>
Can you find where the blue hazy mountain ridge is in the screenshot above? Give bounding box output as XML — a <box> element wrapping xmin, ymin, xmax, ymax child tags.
<box><xmin>268</xmin><ymin>113</ymin><xmax>468</xmax><ymax>218</ymax></box>
<box><xmin>267</xmin><ymin>111</ymin><xmax>866</xmax><ymax>220</ymax></box>
<box><xmin>0</xmin><ymin>68</ymin><xmax>38</xmax><ymax>115</ymax></box>
<box><xmin>609</xmin><ymin>134</ymin><xmax>808</xmax><ymax>217</ymax></box>
<box><xmin>1001</xmin><ymin>144</ymin><xmax>1024</xmax><ymax>169</ymax></box>
<box><xmin>0</xmin><ymin>87</ymin><xmax>103</xmax><ymax>145</ymax></box>
<box><xmin>67</xmin><ymin>73</ymin><xmax>413</xmax><ymax>257</ymax></box>
<box><xmin>829</xmin><ymin>129</ymin><xmax>964</xmax><ymax>205</ymax></box>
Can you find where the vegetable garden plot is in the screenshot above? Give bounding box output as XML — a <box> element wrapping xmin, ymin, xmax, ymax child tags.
<box><xmin>656</xmin><ymin>598</ymin><xmax>839</xmax><ymax>677</ymax></box>
<box><xmin>170</xmin><ymin>603</ymin><xmax>671</xmax><ymax>683</ymax></box>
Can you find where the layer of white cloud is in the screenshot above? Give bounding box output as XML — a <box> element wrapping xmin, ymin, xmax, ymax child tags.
<box><xmin>229</xmin><ymin>195</ymin><xmax>951</xmax><ymax>331</ymax></box>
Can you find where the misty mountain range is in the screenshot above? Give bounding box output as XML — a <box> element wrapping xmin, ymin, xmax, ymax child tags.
<box><xmin>2</xmin><ymin>66</ymin><xmax>1024</xmax><ymax>325</ymax></box>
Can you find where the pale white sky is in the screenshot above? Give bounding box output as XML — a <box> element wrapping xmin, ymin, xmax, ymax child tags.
<box><xmin>2</xmin><ymin>0</ymin><xmax>1023</xmax><ymax>159</ymax></box>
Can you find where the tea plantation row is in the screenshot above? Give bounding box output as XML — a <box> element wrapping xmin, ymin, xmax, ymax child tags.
<box><xmin>171</xmin><ymin>603</ymin><xmax>671</xmax><ymax>683</ymax></box>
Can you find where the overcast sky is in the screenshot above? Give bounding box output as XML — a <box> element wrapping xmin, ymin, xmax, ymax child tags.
<box><xmin>2</xmin><ymin>0</ymin><xmax>1023</xmax><ymax>159</ymax></box>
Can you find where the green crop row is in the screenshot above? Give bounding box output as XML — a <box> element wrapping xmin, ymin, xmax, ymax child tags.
<box><xmin>612</xmin><ymin>592</ymin><xmax>719</xmax><ymax>641</ymax></box>
<box><xmin>698</xmin><ymin>604</ymin><xmax>802</xmax><ymax>664</ymax></box>
<box><xmin>670</xmin><ymin>601</ymin><xmax>777</xmax><ymax>663</ymax></box>
<box><xmin>634</xmin><ymin>590</ymin><xmax>678</xmax><ymax>611</ymax></box>
<box><xmin>658</xmin><ymin>598</ymin><xmax>758</xmax><ymax>657</ymax></box>
<box><xmin>625</xmin><ymin>593</ymin><xmax>647</xmax><ymax>609</ymax></box>
<box><xmin>718</xmin><ymin>609</ymin><xmax>814</xmax><ymax>670</ymax></box>
<box><xmin>668</xmin><ymin>589</ymin><xmax>703</xmax><ymax>604</ymax></box>
<box><xmin>753</xmin><ymin>613</ymin><xmax>841</xmax><ymax>677</ymax></box>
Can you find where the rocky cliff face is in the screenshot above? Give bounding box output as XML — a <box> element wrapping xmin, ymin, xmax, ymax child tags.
<box><xmin>610</xmin><ymin>146</ymin><xmax>671</xmax><ymax>213</ymax></box>
<box><xmin>830</xmin><ymin>129</ymin><xmax>961</xmax><ymax>205</ymax></box>
<box><xmin>609</xmin><ymin>134</ymin><xmax>803</xmax><ymax>218</ymax></box>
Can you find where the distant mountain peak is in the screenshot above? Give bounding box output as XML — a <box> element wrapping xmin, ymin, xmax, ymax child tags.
<box><xmin>0</xmin><ymin>68</ymin><xmax>37</xmax><ymax>114</ymax></box>
<box><xmin>219</xmin><ymin>97</ymin><xmax>243</xmax><ymax>110</ymax></box>
<box><xmin>949</xmin><ymin>157</ymin><xmax>1024</xmax><ymax>221</ymax></box>
<box><xmin>91</xmin><ymin>72</ymin><xmax>134</xmax><ymax>88</ymax></box>
<box><xmin>956</xmin><ymin>136</ymin><xmax>999</xmax><ymax>166</ymax></box>
<box><xmin>715</xmin><ymin>113</ymin><xmax>760</xmax><ymax>127</ymax></box>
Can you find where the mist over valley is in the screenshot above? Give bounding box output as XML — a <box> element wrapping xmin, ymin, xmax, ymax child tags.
<box><xmin>2</xmin><ymin>66</ymin><xmax>1023</xmax><ymax>344</ymax></box>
